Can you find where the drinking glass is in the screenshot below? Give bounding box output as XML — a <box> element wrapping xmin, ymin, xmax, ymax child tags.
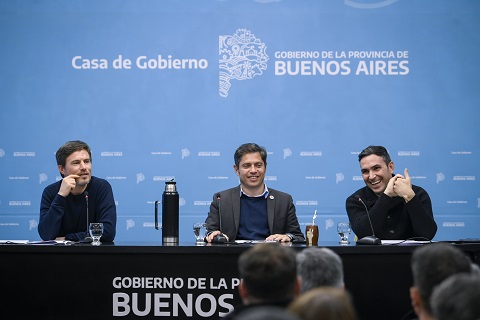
<box><xmin>305</xmin><ymin>225</ymin><xmax>319</xmax><ymax>246</ymax></box>
<box><xmin>193</xmin><ymin>223</ymin><xmax>206</xmax><ymax>244</ymax></box>
<box><xmin>337</xmin><ymin>222</ymin><xmax>351</xmax><ymax>245</ymax></box>
<box><xmin>89</xmin><ymin>223</ymin><xmax>104</xmax><ymax>246</ymax></box>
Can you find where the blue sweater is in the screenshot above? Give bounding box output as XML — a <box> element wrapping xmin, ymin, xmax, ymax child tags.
<box><xmin>38</xmin><ymin>176</ymin><xmax>117</xmax><ymax>242</ymax></box>
<box><xmin>236</xmin><ymin>195</ymin><xmax>269</xmax><ymax>240</ymax></box>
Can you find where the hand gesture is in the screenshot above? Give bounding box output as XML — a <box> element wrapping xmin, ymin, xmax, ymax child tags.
<box><xmin>58</xmin><ymin>174</ymin><xmax>80</xmax><ymax>197</ymax></box>
<box><xmin>393</xmin><ymin>168</ymin><xmax>415</xmax><ymax>202</ymax></box>
<box><xmin>384</xmin><ymin>175</ymin><xmax>398</xmax><ymax>197</ymax></box>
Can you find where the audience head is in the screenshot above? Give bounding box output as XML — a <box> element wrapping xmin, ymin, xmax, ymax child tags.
<box><xmin>430</xmin><ymin>272</ymin><xmax>480</xmax><ymax>320</ymax></box>
<box><xmin>470</xmin><ymin>262</ymin><xmax>480</xmax><ymax>276</ymax></box>
<box><xmin>410</xmin><ymin>242</ymin><xmax>472</xmax><ymax>319</ymax></box>
<box><xmin>238</xmin><ymin>242</ymin><xmax>300</xmax><ymax>304</ymax></box>
<box><xmin>236</xmin><ymin>306</ymin><xmax>302</xmax><ymax>320</ymax></box>
<box><xmin>288</xmin><ymin>287</ymin><xmax>358</xmax><ymax>320</ymax></box>
<box><xmin>296</xmin><ymin>247</ymin><xmax>344</xmax><ymax>292</ymax></box>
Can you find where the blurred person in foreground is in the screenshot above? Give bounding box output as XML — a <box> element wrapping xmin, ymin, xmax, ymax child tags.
<box><xmin>430</xmin><ymin>272</ymin><xmax>480</xmax><ymax>320</ymax></box>
<box><xmin>288</xmin><ymin>287</ymin><xmax>358</xmax><ymax>320</ymax></box>
<box><xmin>296</xmin><ymin>247</ymin><xmax>344</xmax><ymax>293</ymax></box>
<box><xmin>38</xmin><ymin>140</ymin><xmax>116</xmax><ymax>242</ymax></box>
<box><xmin>346</xmin><ymin>145</ymin><xmax>437</xmax><ymax>241</ymax></box>
<box><xmin>408</xmin><ymin>242</ymin><xmax>472</xmax><ymax>320</ymax></box>
<box><xmin>236</xmin><ymin>306</ymin><xmax>302</xmax><ymax>320</ymax></box>
<box><xmin>223</xmin><ymin>242</ymin><xmax>301</xmax><ymax>319</ymax></box>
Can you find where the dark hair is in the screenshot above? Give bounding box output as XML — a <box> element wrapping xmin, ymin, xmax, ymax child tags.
<box><xmin>358</xmin><ymin>146</ymin><xmax>391</xmax><ymax>165</ymax></box>
<box><xmin>236</xmin><ymin>306</ymin><xmax>302</xmax><ymax>320</ymax></box>
<box><xmin>411</xmin><ymin>243</ymin><xmax>472</xmax><ymax>313</ymax></box>
<box><xmin>234</xmin><ymin>143</ymin><xmax>267</xmax><ymax>168</ymax></box>
<box><xmin>56</xmin><ymin>140</ymin><xmax>92</xmax><ymax>168</ymax></box>
<box><xmin>238</xmin><ymin>242</ymin><xmax>297</xmax><ymax>302</ymax></box>
<box><xmin>430</xmin><ymin>273</ymin><xmax>480</xmax><ymax>320</ymax></box>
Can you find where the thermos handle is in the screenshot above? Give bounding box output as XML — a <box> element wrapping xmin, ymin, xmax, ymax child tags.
<box><xmin>155</xmin><ymin>200</ymin><xmax>159</xmax><ymax>230</ymax></box>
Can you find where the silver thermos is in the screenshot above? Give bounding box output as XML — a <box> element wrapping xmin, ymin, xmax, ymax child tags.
<box><xmin>155</xmin><ymin>180</ymin><xmax>179</xmax><ymax>244</ymax></box>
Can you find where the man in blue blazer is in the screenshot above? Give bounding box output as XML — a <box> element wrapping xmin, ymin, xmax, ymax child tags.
<box><xmin>205</xmin><ymin>143</ymin><xmax>305</xmax><ymax>243</ymax></box>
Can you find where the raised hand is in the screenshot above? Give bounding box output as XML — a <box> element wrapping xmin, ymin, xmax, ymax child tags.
<box><xmin>393</xmin><ymin>168</ymin><xmax>415</xmax><ymax>202</ymax></box>
<box><xmin>58</xmin><ymin>174</ymin><xmax>80</xmax><ymax>197</ymax></box>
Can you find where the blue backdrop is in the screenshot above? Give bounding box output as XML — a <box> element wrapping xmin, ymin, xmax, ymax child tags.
<box><xmin>1</xmin><ymin>0</ymin><xmax>479</xmax><ymax>242</ymax></box>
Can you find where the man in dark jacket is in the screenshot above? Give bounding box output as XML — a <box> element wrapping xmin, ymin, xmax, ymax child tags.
<box><xmin>346</xmin><ymin>145</ymin><xmax>437</xmax><ymax>240</ymax></box>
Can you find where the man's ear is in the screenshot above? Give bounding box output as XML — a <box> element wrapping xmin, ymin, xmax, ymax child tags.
<box><xmin>388</xmin><ymin>161</ymin><xmax>395</xmax><ymax>174</ymax></box>
<box><xmin>233</xmin><ymin>165</ymin><xmax>239</xmax><ymax>176</ymax></box>
<box><xmin>294</xmin><ymin>276</ymin><xmax>302</xmax><ymax>297</ymax></box>
<box><xmin>410</xmin><ymin>286</ymin><xmax>423</xmax><ymax>317</ymax></box>
<box><xmin>238</xmin><ymin>279</ymin><xmax>249</xmax><ymax>304</ymax></box>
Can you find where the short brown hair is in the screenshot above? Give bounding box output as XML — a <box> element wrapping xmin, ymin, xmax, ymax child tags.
<box><xmin>56</xmin><ymin>141</ymin><xmax>92</xmax><ymax>176</ymax></box>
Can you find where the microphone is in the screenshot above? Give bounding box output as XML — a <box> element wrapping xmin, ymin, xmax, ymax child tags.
<box><xmin>355</xmin><ymin>195</ymin><xmax>381</xmax><ymax>245</ymax></box>
<box><xmin>82</xmin><ymin>191</ymin><xmax>92</xmax><ymax>243</ymax></box>
<box><xmin>212</xmin><ymin>193</ymin><xmax>227</xmax><ymax>243</ymax></box>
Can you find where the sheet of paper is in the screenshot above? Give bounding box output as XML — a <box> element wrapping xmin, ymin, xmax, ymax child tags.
<box><xmin>0</xmin><ymin>240</ymin><xmax>29</xmax><ymax>244</ymax></box>
<box><xmin>381</xmin><ymin>240</ymin><xmax>433</xmax><ymax>245</ymax></box>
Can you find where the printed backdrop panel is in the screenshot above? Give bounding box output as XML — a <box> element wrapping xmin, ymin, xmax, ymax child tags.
<box><xmin>0</xmin><ymin>0</ymin><xmax>479</xmax><ymax>242</ymax></box>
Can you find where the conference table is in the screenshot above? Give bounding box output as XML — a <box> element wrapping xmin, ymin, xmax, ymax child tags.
<box><xmin>1</xmin><ymin>241</ymin><xmax>479</xmax><ymax>320</ymax></box>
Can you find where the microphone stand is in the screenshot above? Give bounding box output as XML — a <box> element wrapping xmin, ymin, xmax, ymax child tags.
<box><xmin>82</xmin><ymin>191</ymin><xmax>93</xmax><ymax>243</ymax></box>
<box><xmin>356</xmin><ymin>196</ymin><xmax>381</xmax><ymax>245</ymax></box>
<box><xmin>212</xmin><ymin>194</ymin><xmax>227</xmax><ymax>243</ymax></box>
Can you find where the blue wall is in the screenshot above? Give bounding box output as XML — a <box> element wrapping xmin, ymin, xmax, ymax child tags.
<box><xmin>1</xmin><ymin>0</ymin><xmax>479</xmax><ymax>242</ymax></box>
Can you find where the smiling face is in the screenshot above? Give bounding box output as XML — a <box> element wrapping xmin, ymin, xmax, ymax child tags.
<box><xmin>234</xmin><ymin>152</ymin><xmax>266</xmax><ymax>196</ymax></box>
<box><xmin>360</xmin><ymin>154</ymin><xmax>394</xmax><ymax>194</ymax></box>
<box><xmin>58</xmin><ymin>150</ymin><xmax>92</xmax><ymax>187</ymax></box>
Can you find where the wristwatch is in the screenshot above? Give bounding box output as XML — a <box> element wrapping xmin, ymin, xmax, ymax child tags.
<box><xmin>286</xmin><ymin>233</ymin><xmax>294</xmax><ymax>241</ymax></box>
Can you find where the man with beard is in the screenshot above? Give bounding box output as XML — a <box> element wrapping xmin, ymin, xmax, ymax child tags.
<box><xmin>38</xmin><ymin>140</ymin><xmax>116</xmax><ymax>242</ymax></box>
